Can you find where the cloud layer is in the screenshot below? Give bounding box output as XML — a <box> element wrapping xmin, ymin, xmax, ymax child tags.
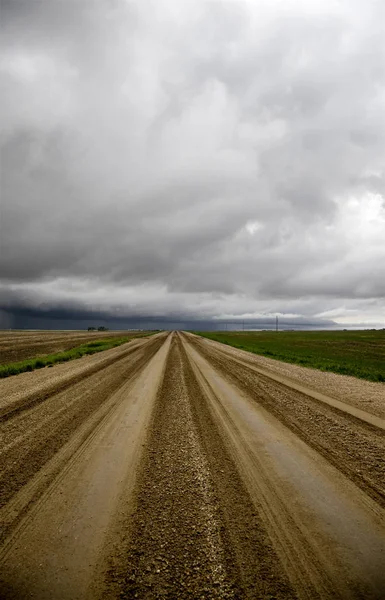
<box><xmin>1</xmin><ymin>0</ymin><xmax>385</xmax><ymax>327</ymax></box>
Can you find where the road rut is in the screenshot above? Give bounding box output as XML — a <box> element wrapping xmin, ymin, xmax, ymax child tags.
<box><xmin>0</xmin><ymin>331</ymin><xmax>384</xmax><ymax>599</ymax></box>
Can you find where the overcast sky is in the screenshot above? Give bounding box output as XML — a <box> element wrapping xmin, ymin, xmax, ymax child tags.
<box><xmin>1</xmin><ymin>0</ymin><xmax>384</xmax><ymax>329</ymax></box>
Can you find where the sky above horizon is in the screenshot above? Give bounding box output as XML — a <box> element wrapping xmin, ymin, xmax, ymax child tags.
<box><xmin>1</xmin><ymin>0</ymin><xmax>385</xmax><ymax>329</ymax></box>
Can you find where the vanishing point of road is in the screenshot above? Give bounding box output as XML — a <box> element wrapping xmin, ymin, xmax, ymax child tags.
<box><xmin>0</xmin><ymin>332</ymin><xmax>384</xmax><ymax>599</ymax></box>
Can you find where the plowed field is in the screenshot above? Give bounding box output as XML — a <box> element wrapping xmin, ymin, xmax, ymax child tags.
<box><xmin>1</xmin><ymin>332</ymin><xmax>384</xmax><ymax>599</ymax></box>
<box><xmin>0</xmin><ymin>330</ymin><xmax>146</xmax><ymax>364</ymax></box>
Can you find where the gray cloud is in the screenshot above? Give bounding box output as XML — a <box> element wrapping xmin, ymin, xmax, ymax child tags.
<box><xmin>1</xmin><ymin>0</ymin><xmax>384</xmax><ymax>328</ymax></box>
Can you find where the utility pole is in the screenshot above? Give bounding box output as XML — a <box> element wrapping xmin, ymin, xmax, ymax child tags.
<box><xmin>242</xmin><ymin>319</ymin><xmax>244</xmax><ymax>331</ymax></box>
<box><xmin>276</xmin><ymin>315</ymin><xmax>278</xmax><ymax>332</ymax></box>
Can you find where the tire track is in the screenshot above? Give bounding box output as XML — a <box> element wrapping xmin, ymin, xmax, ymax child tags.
<box><xmin>208</xmin><ymin>344</ymin><xmax>385</xmax><ymax>430</ymax></box>
<box><xmin>0</xmin><ymin>335</ymin><xmax>171</xmax><ymax>600</ymax></box>
<box><xmin>1</xmin><ymin>330</ymin><xmax>384</xmax><ymax>599</ymax></box>
<box><xmin>102</xmin><ymin>334</ymin><xmax>295</xmax><ymax>599</ymax></box>
<box><xmin>0</xmin><ymin>336</ymin><xmax>154</xmax><ymax>422</ymax></box>
<box><xmin>0</xmin><ymin>334</ymin><xmax>166</xmax><ymax>511</ymax></box>
<box><xmin>183</xmin><ymin>335</ymin><xmax>385</xmax><ymax>599</ymax></box>
<box><xmin>186</xmin><ymin>334</ymin><xmax>385</xmax><ymax>508</ymax></box>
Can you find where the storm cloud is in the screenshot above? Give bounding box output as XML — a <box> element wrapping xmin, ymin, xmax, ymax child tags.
<box><xmin>1</xmin><ymin>0</ymin><xmax>384</xmax><ymax>329</ymax></box>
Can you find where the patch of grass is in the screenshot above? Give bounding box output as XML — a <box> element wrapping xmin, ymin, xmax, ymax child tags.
<box><xmin>195</xmin><ymin>330</ymin><xmax>385</xmax><ymax>383</ymax></box>
<box><xmin>0</xmin><ymin>336</ymin><xmax>141</xmax><ymax>378</ymax></box>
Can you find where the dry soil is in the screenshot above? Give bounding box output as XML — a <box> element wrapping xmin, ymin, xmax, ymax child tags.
<box><xmin>0</xmin><ymin>331</ymin><xmax>384</xmax><ymax>599</ymax></box>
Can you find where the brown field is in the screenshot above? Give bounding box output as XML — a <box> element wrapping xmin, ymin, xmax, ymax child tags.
<box><xmin>0</xmin><ymin>330</ymin><xmax>144</xmax><ymax>364</ymax></box>
<box><xmin>0</xmin><ymin>332</ymin><xmax>384</xmax><ymax>599</ymax></box>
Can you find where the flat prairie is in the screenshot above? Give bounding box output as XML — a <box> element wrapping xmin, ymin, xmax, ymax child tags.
<box><xmin>197</xmin><ymin>329</ymin><xmax>385</xmax><ymax>382</ymax></box>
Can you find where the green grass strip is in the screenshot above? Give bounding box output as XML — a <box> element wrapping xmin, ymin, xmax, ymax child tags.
<box><xmin>195</xmin><ymin>330</ymin><xmax>385</xmax><ymax>383</ymax></box>
<box><xmin>0</xmin><ymin>336</ymin><xmax>137</xmax><ymax>378</ymax></box>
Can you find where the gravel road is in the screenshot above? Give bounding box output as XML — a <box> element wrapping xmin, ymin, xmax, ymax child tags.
<box><xmin>0</xmin><ymin>332</ymin><xmax>384</xmax><ymax>599</ymax></box>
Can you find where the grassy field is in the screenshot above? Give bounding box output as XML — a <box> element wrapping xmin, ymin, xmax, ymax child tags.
<box><xmin>0</xmin><ymin>335</ymin><xmax>144</xmax><ymax>378</ymax></box>
<box><xmin>196</xmin><ymin>330</ymin><xmax>385</xmax><ymax>382</ymax></box>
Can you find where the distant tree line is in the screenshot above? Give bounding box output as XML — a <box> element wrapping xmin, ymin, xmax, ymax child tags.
<box><xmin>88</xmin><ymin>326</ymin><xmax>109</xmax><ymax>331</ymax></box>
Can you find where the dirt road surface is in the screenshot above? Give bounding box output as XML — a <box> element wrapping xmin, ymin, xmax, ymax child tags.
<box><xmin>1</xmin><ymin>332</ymin><xmax>384</xmax><ymax>599</ymax></box>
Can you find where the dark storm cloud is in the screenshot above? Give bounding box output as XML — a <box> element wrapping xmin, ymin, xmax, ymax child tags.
<box><xmin>1</xmin><ymin>0</ymin><xmax>384</xmax><ymax>328</ymax></box>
